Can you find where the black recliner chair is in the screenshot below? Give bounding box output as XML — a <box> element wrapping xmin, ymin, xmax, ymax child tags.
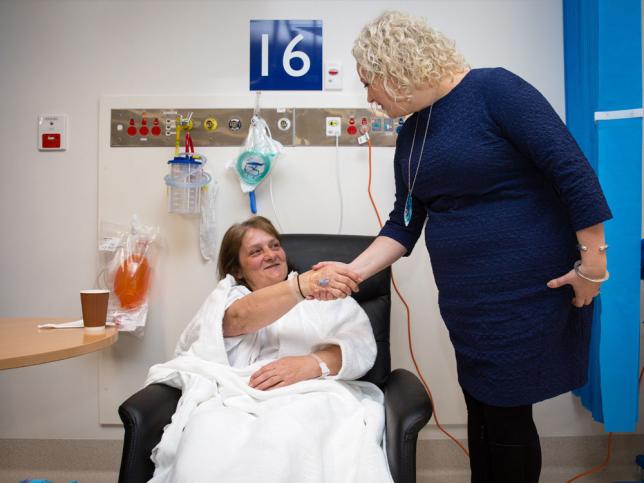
<box><xmin>118</xmin><ymin>234</ymin><xmax>433</xmax><ymax>483</ymax></box>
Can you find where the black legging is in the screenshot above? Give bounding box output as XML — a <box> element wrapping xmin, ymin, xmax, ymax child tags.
<box><xmin>463</xmin><ymin>390</ymin><xmax>542</xmax><ymax>483</ymax></box>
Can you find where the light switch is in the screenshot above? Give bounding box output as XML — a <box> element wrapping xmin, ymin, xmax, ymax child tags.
<box><xmin>38</xmin><ymin>114</ymin><xmax>67</xmax><ymax>151</ymax></box>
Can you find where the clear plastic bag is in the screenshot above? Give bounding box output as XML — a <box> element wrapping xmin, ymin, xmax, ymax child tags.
<box><xmin>229</xmin><ymin>115</ymin><xmax>283</xmax><ymax>213</ymax></box>
<box><xmin>97</xmin><ymin>215</ymin><xmax>159</xmax><ymax>337</ymax></box>
<box><xmin>199</xmin><ymin>170</ymin><xmax>219</xmax><ymax>261</ymax></box>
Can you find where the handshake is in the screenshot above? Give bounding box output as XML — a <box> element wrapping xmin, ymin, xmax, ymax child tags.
<box><xmin>297</xmin><ymin>262</ymin><xmax>363</xmax><ymax>301</ymax></box>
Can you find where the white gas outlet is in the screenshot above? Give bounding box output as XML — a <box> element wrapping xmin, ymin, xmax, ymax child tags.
<box><xmin>326</xmin><ymin>117</ymin><xmax>341</xmax><ymax>137</ymax></box>
<box><xmin>38</xmin><ymin>114</ymin><xmax>67</xmax><ymax>151</ymax></box>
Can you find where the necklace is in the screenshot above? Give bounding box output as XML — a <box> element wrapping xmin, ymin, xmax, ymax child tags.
<box><xmin>404</xmin><ymin>104</ymin><xmax>433</xmax><ymax>226</ymax></box>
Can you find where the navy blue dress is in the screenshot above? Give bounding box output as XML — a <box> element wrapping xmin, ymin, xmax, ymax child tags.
<box><xmin>380</xmin><ymin>68</ymin><xmax>612</xmax><ymax>407</ymax></box>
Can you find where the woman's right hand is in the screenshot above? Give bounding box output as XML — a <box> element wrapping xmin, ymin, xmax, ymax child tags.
<box><xmin>303</xmin><ymin>237</ymin><xmax>404</xmax><ymax>301</ymax></box>
<box><xmin>299</xmin><ymin>264</ymin><xmax>361</xmax><ymax>300</ymax></box>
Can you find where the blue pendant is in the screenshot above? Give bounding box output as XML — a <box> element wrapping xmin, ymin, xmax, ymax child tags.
<box><xmin>404</xmin><ymin>193</ymin><xmax>413</xmax><ymax>226</ymax></box>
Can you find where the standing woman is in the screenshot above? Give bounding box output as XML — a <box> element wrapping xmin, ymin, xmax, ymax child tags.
<box><xmin>312</xmin><ymin>10</ymin><xmax>612</xmax><ymax>483</ymax></box>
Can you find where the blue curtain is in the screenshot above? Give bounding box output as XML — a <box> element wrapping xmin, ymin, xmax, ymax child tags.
<box><xmin>563</xmin><ymin>0</ymin><xmax>642</xmax><ymax>432</ymax></box>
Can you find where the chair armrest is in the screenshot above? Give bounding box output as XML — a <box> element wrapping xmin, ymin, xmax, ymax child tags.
<box><xmin>384</xmin><ymin>368</ymin><xmax>433</xmax><ymax>483</ymax></box>
<box><xmin>118</xmin><ymin>383</ymin><xmax>181</xmax><ymax>483</ymax></box>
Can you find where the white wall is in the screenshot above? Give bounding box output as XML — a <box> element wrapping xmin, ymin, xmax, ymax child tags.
<box><xmin>0</xmin><ymin>0</ymin><xmax>638</xmax><ymax>441</ymax></box>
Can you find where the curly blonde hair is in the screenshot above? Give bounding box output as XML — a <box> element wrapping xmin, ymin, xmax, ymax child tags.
<box><xmin>352</xmin><ymin>11</ymin><xmax>468</xmax><ymax>99</ymax></box>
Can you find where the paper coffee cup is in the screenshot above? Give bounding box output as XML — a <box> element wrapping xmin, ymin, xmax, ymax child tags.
<box><xmin>80</xmin><ymin>289</ymin><xmax>110</xmax><ymax>333</ymax></box>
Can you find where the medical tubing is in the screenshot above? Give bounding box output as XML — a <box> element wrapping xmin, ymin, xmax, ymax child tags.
<box><xmin>268</xmin><ymin>173</ymin><xmax>284</xmax><ymax>232</ymax></box>
<box><xmin>366</xmin><ymin>138</ymin><xmax>384</xmax><ymax>227</ymax></box>
<box><xmin>335</xmin><ymin>134</ymin><xmax>344</xmax><ymax>234</ymax></box>
<box><xmin>249</xmin><ymin>191</ymin><xmax>257</xmax><ymax>214</ymax></box>
<box><xmin>366</xmin><ymin>137</ymin><xmax>469</xmax><ymax>458</ymax></box>
<box><xmin>174</xmin><ymin>120</ymin><xmax>182</xmax><ymax>156</ymax></box>
<box><xmin>185</xmin><ymin>132</ymin><xmax>194</xmax><ymax>153</ymax></box>
<box><xmin>262</xmin><ymin>116</ymin><xmax>272</xmax><ymax>138</ymax></box>
<box><xmin>566</xmin><ymin>433</ymin><xmax>613</xmax><ymax>482</ymax></box>
<box><xmin>566</xmin><ymin>364</ymin><xmax>644</xmax><ymax>481</ymax></box>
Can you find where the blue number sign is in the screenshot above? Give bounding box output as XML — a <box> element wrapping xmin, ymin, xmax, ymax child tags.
<box><xmin>250</xmin><ymin>20</ymin><xmax>322</xmax><ymax>91</ymax></box>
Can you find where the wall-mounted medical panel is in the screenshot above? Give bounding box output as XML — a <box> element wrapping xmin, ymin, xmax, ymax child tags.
<box><xmin>110</xmin><ymin>108</ymin><xmax>294</xmax><ymax>148</ymax></box>
<box><xmin>293</xmin><ymin>108</ymin><xmax>400</xmax><ymax>146</ymax></box>
<box><xmin>110</xmin><ymin>108</ymin><xmax>402</xmax><ymax>147</ymax></box>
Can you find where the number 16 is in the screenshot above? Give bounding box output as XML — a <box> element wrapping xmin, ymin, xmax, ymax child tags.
<box><xmin>261</xmin><ymin>33</ymin><xmax>311</xmax><ymax>78</ymax></box>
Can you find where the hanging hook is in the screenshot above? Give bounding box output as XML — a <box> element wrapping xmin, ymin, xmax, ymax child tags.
<box><xmin>253</xmin><ymin>91</ymin><xmax>262</xmax><ymax>117</ymax></box>
<box><xmin>178</xmin><ymin>112</ymin><xmax>194</xmax><ymax>131</ymax></box>
<box><xmin>181</xmin><ymin>112</ymin><xmax>193</xmax><ymax>126</ymax></box>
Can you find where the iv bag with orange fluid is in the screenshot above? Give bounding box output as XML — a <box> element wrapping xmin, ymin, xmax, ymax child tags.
<box><xmin>114</xmin><ymin>240</ymin><xmax>151</xmax><ymax>310</ymax></box>
<box><xmin>98</xmin><ymin>216</ymin><xmax>159</xmax><ymax>335</ymax></box>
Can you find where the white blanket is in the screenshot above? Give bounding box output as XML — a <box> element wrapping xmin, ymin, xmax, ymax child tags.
<box><xmin>146</xmin><ymin>275</ymin><xmax>393</xmax><ymax>483</ymax></box>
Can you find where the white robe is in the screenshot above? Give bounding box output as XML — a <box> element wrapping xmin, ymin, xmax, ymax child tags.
<box><xmin>145</xmin><ymin>275</ymin><xmax>393</xmax><ymax>483</ymax></box>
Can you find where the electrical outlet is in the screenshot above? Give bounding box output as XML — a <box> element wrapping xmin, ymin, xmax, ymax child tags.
<box><xmin>326</xmin><ymin>117</ymin><xmax>341</xmax><ymax>136</ymax></box>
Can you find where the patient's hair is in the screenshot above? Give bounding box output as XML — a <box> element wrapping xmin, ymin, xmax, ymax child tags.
<box><xmin>217</xmin><ymin>216</ymin><xmax>282</xmax><ymax>284</ymax></box>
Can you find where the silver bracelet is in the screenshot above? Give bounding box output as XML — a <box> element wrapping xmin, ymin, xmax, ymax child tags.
<box><xmin>573</xmin><ymin>260</ymin><xmax>609</xmax><ymax>283</ymax></box>
<box><xmin>577</xmin><ymin>243</ymin><xmax>609</xmax><ymax>253</ymax></box>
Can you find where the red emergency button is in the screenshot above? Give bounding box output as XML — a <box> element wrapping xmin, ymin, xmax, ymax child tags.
<box><xmin>42</xmin><ymin>133</ymin><xmax>61</xmax><ymax>149</ymax></box>
<box><xmin>347</xmin><ymin>125</ymin><xmax>357</xmax><ymax>135</ymax></box>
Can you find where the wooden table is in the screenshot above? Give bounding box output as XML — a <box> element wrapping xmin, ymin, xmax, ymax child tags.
<box><xmin>0</xmin><ymin>318</ymin><xmax>118</xmax><ymax>370</ymax></box>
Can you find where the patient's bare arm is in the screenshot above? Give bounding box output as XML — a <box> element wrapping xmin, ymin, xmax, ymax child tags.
<box><xmin>249</xmin><ymin>345</ymin><xmax>342</xmax><ymax>391</ymax></box>
<box><xmin>223</xmin><ymin>272</ymin><xmax>359</xmax><ymax>337</ymax></box>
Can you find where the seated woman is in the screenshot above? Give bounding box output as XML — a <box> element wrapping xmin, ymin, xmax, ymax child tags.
<box><xmin>221</xmin><ymin>215</ymin><xmax>364</xmax><ymax>386</ymax></box>
<box><xmin>146</xmin><ymin>216</ymin><xmax>393</xmax><ymax>483</ymax></box>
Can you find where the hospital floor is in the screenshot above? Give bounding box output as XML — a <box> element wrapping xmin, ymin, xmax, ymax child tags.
<box><xmin>418</xmin><ymin>433</ymin><xmax>644</xmax><ymax>482</ymax></box>
<box><xmin>1</xmin><ymin>434</ymin><xmax>643</xmax><ymax>483</ymax></box>
<box><xmin>0</xmin><ymin>468</ymin><xmax>638</xmax><ymax>483</ymax></box>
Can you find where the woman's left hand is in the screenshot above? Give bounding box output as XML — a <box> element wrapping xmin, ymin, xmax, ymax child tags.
<box><xmin>546</xmin><ymin>268</ymin><xmax>602</xmax><ymax>308</ymax></box>
<box><xmin>249</xmin><ymin>356</ymin><xmax>319</xmax><ymax>390</ymax></box>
